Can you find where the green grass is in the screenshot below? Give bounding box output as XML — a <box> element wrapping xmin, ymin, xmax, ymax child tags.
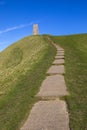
<box><xmin>50</xmin><ymin>34</ymin><xmax>87</xmax><ymax>130</ymax></box>
<box><xmin>0</xmin><ymin>35</ymin><xmax>56</xmax><ymax>130</ymax></box>
<box><xmin>1</xmin><ymin>33</ymin><xmax>87</xmax><ymax>130</ymax></box>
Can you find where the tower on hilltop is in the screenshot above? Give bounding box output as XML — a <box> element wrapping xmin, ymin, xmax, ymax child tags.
<box><xmin>33</xmin><ymin>24</ymin><xmax>39</xmax><ymax>35</ymax></box>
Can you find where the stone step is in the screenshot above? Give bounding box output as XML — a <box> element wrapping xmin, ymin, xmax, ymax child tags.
<box><xmin>53</xmin><ymin>59</ymin><xmax>64</xmax><ymax>65</ymax></box>
<box><xmin>57</xmin><ymin>48</ymin><xmax>64</xmax><ymax>51</ymax></box>
<box><xmin>58</xmin><ymin>50</ymin><xmax>64</xmax><ymax>52</ymax></box>
<box><xmin>57</xmin><ymin>52</ymin><xmax>64</xmax><ymax>55</ymax></box>
<box><xmin>56</xmin><ymin>53</ymin><xmax>64</xmax><ymax>56</ymax></box>
<box><xmin>47</xmin><ymin>65</ymin><xmax>65</xmax><ymax>75</ymax></box>
<box><xmin>20</xmin><ymin>100</ymin><xmax>69</xmax><ymax>130</ymax></box>
<box><xmin>36</xmin><ymin>75</ymin><xmax>69</xmax><ymax>98</ymax></box>
<box><xmin>55</xmin><ymin>55</ymin><xmax>64</xmax><ymax>59</ymax></box>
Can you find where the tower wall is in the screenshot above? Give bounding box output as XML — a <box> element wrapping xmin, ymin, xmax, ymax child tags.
<box><xmin>33</xmin><ymin>24</ymin><xmax>39</xmax><ymax>35</ymax></box>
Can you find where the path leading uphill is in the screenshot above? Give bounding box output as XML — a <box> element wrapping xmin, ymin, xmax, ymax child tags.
<box><xmin>20</xmin><ymin>41</ymin><xmax>70</xmax><ymax>130</ymax></box>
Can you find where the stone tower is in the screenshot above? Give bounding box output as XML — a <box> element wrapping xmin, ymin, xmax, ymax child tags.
<box><xmin>33</xmin><ymin>24</ymin><xmax>39</xmax><ymax>35</ymax></box>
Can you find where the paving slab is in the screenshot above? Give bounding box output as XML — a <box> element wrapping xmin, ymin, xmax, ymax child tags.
<box><xmin>57</xmin><ymin>48</ymin><xmax>64</xmax><ymax>51</ymax></box>
<box><xmin>20</xmin><ymin>100</ymin><xmax>69</xmax><ymax>130</ymax></box>
<box><xmin>36</xmin><ymin>75</ymin><xmax>69</xmax><ymax>98</ymax></box>
<box><xmin>56</xmin><ymin>46</ymin><xmax>63</xmax><ymax>48</ymax></box>
<box><xmin>57</xmin><ymin>50</ymin><xmax>64</xmax><ymax>52</ymax></box>
<box><xmin>57</xmin><ymin>50</ymin><xmax>64</xmax><ymax>53</ymax></box>
<box><xmin>54</xmin><ymin>46</ymin><xmax>64</xmax><ymax>51</ymax></box>
<box><xmin>54</xmin><ymin>45</ymin><xmax>57</xmax><ymax>47</ymax></box>
<box><xmin>55</xmin><ymin>55</ymin><xmax>64</xmax><ymax>59</ymax></box>
<box><xmin>57</xmin><ymin>49</ymin><xmax>64</xmax><ymax>51</ymax></box>
<box><xmin>56</xmin><ymin>52</ymin><xmax>64</xmax><ymax>54</ymax></box>
<box><xmin>53</xmin><ymin>59</ymin><xmax>64</xmax><ymax>65</ymax></box>
<box><xmin>56</xmin><ymin>53</ymin><xmax>64</xmax><ymax>56</ymax></box>
<box><xmin>47</xmin><ymin>65</ymin><xmax>65</xmax><ymax>75</ymax></box>
<box><xmin>57</xmin><ymin>52</ymin><xmax>64</xmax><ymax>55</ymax></box>
<box><xmin>54</xmin><ymin>45</ymin><xmax>61</xmax><ymax>48</ymax></box>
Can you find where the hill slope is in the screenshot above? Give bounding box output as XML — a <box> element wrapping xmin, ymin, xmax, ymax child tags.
<box><xmin>0</xmin><ymin>36</ymin><xmax>53</xmax><ymax>94</ymax></box>
<box><xmin>50</xmin><ymin>34</ymin><xmax>87</xmax><ymax>130</ymax></box>
<box><xmin>0</xmin><ymin>34</ymin><xmax>87</xmax><ymax>130</ymax></box>
<box><xmin>0</xmin><ymin>35</ymin><xmax>56</xmax><ymax>130</ymax></box>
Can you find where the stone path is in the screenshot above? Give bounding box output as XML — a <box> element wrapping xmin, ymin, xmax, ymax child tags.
<box><xmin>47</xmin><ymin>65</ymin><xmax>65</xmax><ymax>75</ymax></box>
<box><xmin>36</xmin><ymin>75</ymin><xmax>68</xmax><ymax>98</ymax></box>
<box><xmin>20</xmin><ymin>42</ymin><xmax>70</xmax><ymax>130</ymax></box>
<box><xmin>21</xmin><ymin>100</ymin><xmax>69</xmax><ymax>130</ymax></box>
<box><xmin>55</xmin><ymin>55</ymin><xmax>64</xmax><ymax>59</ymax></box>
<box><xmin>53</xmin><ymin>59</ymin><xmax>64</xmax><ymax>65</ymax></box>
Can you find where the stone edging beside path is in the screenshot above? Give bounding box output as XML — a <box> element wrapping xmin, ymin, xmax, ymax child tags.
<box><xmin>20</xmin><ymin>40</ymin><xmax>70</xmax><ymax>130</ymax></box>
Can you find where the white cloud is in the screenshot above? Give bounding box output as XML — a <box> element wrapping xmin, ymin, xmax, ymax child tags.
<box><xmin>0</xmin><ymin>22</ymin><xmax>33</xmax><ymax>34</ymax></box>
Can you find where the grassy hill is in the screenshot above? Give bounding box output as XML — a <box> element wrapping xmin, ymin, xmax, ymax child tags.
<box><xmin>0</xmin><ymin>34</ymin><xmax>87</xmax><ymax>130</ymax></box>
<box><xmin>50</xmin><ymin>34</ymin><xmax>87</xmax><ymax>130</ymax></box>
<box><xmin>0</xmin><ymin>35</ymin><xmax>56</xmax><ymax>130</ymax></box>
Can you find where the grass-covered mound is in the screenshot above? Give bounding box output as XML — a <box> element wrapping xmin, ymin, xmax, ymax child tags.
<box><xmin>51</xmin><ymin>34</ymin><xmax>87</xmax><ymax>130</ymax></box>
<box><xmin>0</xmin><ymin>35</ymin><xmax>56</xmax><ymax>130</ymax></box>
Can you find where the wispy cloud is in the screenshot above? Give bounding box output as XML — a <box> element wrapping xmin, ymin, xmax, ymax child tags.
<box><xmin>0</xmin><ymin>22</ymin><xmax>33</xmax><ymax>34</ymax></box>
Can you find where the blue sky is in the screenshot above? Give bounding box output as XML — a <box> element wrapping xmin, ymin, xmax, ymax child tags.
<box><xmin>0</xmin><ymin>0</ymin><xmax>87</xmax><ymax>51</ymax></box>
